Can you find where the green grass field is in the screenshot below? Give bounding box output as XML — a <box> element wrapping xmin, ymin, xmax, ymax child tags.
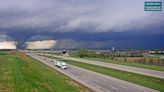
<box><xmin>64</xmin><ymin>60</ymin><xmax>164</xmax><ymax>92</ymax></box>
<box><xmin>0</xmin><ymin>52</ymin><xmax>89</xmax><ymax>92</ymax></box>
<box><xmin>84</xmin><ymin>57</ymin><xmax>164</xmax><ymax>72</ymax></box>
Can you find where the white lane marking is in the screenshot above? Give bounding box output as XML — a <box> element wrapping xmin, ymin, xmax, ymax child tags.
<box><xmin>85</xmin><ymin>81</ymin><xmax>111</xmax><ymax>92</ymax></box>
<box><xmin>94</xmin><ymin>80</ymin><xmax>100</xmax><ymax>83</ymax></box>
<box><xmin>111</xmin><ymin>86</ymin><xmax>118</xmax><ymax>90</ymax></box>
<box><xmin>121</xmin><ymin>85</ymin><xmax>128</xmax><ymax>89</ymax></box>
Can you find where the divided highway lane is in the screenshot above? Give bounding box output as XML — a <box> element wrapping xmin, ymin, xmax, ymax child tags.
<box><xmin>28</xmin><ymin>53</ymin><xmax>158</xmax><ymax>92</ymax></box>
<box><xmin>46</xmin><ymin>54</ymin><xmax>164</xmax><ymax>79</ymax></box>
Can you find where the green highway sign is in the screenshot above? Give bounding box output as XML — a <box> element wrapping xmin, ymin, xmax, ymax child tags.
<box><xmin>145</xmin><ymin>2</ymin><xmax>162</xmax><ymax>11</ymax></box>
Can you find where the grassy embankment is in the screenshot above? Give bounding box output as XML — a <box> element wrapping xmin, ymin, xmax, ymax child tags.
<box><xmin>48</xmin><ymin>56</ymin><xmax>164</xmax><ymax>92</ymax></box>
<box><xmin>0</xmin><ymin>51</ymin><xmax>89</xmax><ymax>92</ymax></box>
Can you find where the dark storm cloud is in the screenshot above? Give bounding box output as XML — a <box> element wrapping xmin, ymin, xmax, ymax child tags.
<box><xmin>0</xmin><ymin>0</ymin><xmax>164</xmax><ymax>33</ymax></box>
<box><xmin>0</xmin><ymin>0</ymin><xmax>164</xmax><ymax>49</ymax></box>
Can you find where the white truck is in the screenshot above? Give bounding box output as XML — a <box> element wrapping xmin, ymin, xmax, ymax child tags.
<box><xmin>53</xmin><ymin>59</ymin><xmax>67</xmax><ymax>69</ymax></box>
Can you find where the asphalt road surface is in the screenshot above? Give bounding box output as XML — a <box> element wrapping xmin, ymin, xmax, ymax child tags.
<box><xmin>45</xmin><ymin>54</ymin><xmax>164</xmax><ymax>79</ymax></box>
<box><xmin>28</xmin><ymin>53</ymin><xmax>158</xmax><ymax>92</ymax></box>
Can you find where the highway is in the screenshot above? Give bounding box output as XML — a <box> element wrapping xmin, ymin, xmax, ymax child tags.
<box><xmin>45</xmin><ymin>54</ymin><xmax>164</xmax><ymax>79</ymax></box>
<box><xmin>144</xmin><ymin>54</ymin><xmax>164</xmax><ymax>59</ymax></box>
<box><xmin>28</xmin><ymin>53</ymin><xmax>158</xmax><ymax>92</ymax></box>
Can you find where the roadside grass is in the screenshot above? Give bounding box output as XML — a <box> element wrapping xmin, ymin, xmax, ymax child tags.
<box><xmin>84</xmin><ymin>57</ymin><xmax>164</xmax><ymax>72</ymax></box>
<box><xmin>0</xmin><ymin>52</ymin><xmax>88</xmax><ymax>92</ymax></box>
<box><xmin>0</xmin><ymin>51</ymin><xmax>8</xmax><ymax>55</ymax></box>
<box><xmin>63</xmin><ymin>59</ymin><xmax>164</xmax><ymax>92</ymax></box>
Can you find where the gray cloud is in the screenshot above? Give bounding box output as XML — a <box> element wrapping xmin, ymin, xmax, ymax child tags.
<box><xmin>27</xmin><ymin>35</ymin><xmax>53</xmax><ymax>41</ymax></box>
<box><xmin>0</xmin><ymin>0</ymin><xmax>163</xmax><ymax>33</ymax></box>
<box><xmin>0</xmin><ymin>34</ymin><xmax>15</xmax><ymax>41</ymax></box>
<box><xmin>54</xmin><ymin>39</ymin><xmax>110</xmax><ymax>49</ymax></box>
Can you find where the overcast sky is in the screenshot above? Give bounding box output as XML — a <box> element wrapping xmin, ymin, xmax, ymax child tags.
<box><xmin>0</xmin><ymin>0</ymin><xmax>164</xmax><ymax>49</ymax></box>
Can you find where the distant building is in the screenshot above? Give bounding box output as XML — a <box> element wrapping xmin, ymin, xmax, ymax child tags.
<box><xmin>148</xmin><ymin>50</ymin><xmax>164</xmax><ymax>54</ymax></box>
<box><xmin>149</xmin><ymin>51</ymin><xmax>156</xmax><ymax>54</ymax></box>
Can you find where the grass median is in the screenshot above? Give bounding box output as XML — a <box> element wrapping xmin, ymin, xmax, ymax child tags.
<box><xmin>84</xmin><ymin>57</ymin><xmax>164</xmax><ymax>72</ymax></box>
<box><xmin>0</xmin><ymin>52</ymin><xmax>89</xmax><ymax>92</ymax></box>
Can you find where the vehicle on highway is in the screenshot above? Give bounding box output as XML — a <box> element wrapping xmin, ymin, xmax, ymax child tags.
<box><xmin>53</xmin><ymin>59</ymin><xmax>67</xmax><ymax>69</ymax></box>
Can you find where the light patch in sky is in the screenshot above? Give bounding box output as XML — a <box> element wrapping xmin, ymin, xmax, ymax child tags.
<box><xmin>0</xmin><ymin>41</ymin><xmax>17</xmax><ymax>49</ymax></box>
<box><xmin>25</xmin><ymin>40</ymin><xmax>56</xmax><ymax>49</ymax></box>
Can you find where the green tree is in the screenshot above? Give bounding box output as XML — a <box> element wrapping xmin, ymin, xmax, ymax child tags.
<box><xmin>78</xmin><ymin>48</ymin><xmax>88</xmax><ymax>58</ymax></box>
